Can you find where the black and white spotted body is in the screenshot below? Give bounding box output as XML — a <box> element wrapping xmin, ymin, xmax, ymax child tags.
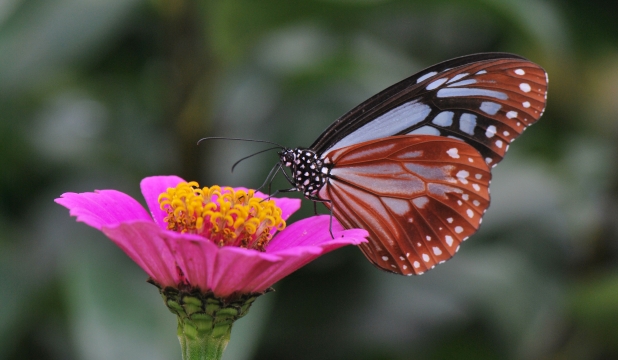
<box><xmin>279</xmin><ymin>148</ymin><xmax>330</xmax><ymax>197</ymax></box>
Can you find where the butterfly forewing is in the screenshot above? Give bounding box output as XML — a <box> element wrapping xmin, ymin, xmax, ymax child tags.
<box><xmin>318</xmin><ymin>136</ymin><xmax>491</xmax><ymax>275</ymax></box>
<box><xmin>419</xmin><ymin>58</ymin><xmax>548</xmax><ymax>166</ymax></box>
<box><xmin>314</xmin><ymin>54</ymin><xmax>548</xmax><ymax>168</ymax></box>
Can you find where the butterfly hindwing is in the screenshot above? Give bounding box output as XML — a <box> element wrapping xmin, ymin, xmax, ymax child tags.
<box><xmin>318</xmin><ymin>136</ymin><xmax>491</xmax><ymax>275</ymax></box>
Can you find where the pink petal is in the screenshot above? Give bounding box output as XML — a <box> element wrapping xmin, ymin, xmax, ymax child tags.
<box><xmin>140</xmin><ymin>176</ymin><xmax>186</xmax><ymax>228</ymax></box>
<box><xmin>243</xmin><ymin>246</ymin><xmax>323</xmax><ymax>293</ymax></box>
<box><xmin>208</xmin><ymin>247</ymin><xmax>282</xmax><ymax>297</ymax></box>
<box><xmin>58</xmin><ymin>179</ymin><xmax>367</xmax><ymax>297</ymax></box>
<box><xmin>164</xmin><ymin>238</ymin><xmax>218</xmax><ymax>293</ymax></box>
<box><xmin>266</xmin><ymin>215</ymin><xmax>367</xmax><ymax>251</ymax></box>
<box><xmin>159</xmin><ymin>216</ymin><xmax>366</xmax><ymax>296</ymax></box>
<box><xmin>101</xmin><ymin>221</ymin><xmax>190</xmax><ymax>287</ymax></box>
<box><xmin>250</xmin><ymin>216</ymin><xmax>368</xmax><ymax>291</ymax></box>
<box><xmin>55</xmin><ymin>190</ymin><xmax>152</xmax><ymax>230</ymax></box>
<box><xmin>161</xmin><ymin>234</ymin><xmax>282</xmax><ymax>298</ymax></box>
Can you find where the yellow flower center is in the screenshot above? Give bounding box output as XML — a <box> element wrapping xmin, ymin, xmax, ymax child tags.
<box><xmin>158</xmin><ymin>182</ymin><xmax>286</xmax><ymax>251</ymax></box>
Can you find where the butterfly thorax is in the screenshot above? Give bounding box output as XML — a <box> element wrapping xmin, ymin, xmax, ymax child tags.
<box><xmin>279</xmin><ymin>148</ymin><xmax>330</xmax><ymax>197</ymax></box>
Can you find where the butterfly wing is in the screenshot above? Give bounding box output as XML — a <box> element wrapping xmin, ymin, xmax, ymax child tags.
<box><xmin>318</xmin><ymin>135</ymin><xmax>491</xmax><ymax>275</ymax></box>
<box><xmin>311</xmin><ymin>53</ymin><xmax>548</xmax><ymax>168</ymax></box>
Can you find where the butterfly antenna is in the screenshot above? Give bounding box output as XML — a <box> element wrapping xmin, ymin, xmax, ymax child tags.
<box><xmin>197</xmin><ymin>136</ymin><xmax>284</xmax><ymax>148</ymax></box>
<box><xmin>231</xmin><ymin>146</ymin><xmax>281</xmax><ymax>173</ymax></box>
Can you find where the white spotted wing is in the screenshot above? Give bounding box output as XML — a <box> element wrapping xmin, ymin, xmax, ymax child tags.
<box><xmin>318</xmin><ymin>136</ymin><xmax>491</xmax><ymax>275</ymax></box>
<box><xmin>288</xmin><ymin>53</ymin><xmax>548</xmax><ymax>275</ymax></box>
<box><xmin>311</xmin><ymin>53</ymin><xmax>548</xmax><ymax>168</ymax></box>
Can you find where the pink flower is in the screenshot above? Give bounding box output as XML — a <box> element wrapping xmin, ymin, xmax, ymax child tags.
<box><xmin>55</xmin><ymin>176</ymin><xmax>368</xmax><ymax>299</ymax></box>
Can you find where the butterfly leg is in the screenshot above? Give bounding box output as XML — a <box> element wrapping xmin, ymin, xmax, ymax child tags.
<box><xmin>257</xmin><ymin>162</ymin><xmax>282</xmax><ymax>194</ymax></box>
<box><xmin>306</xmin><ymin>196</ymin><xmax>335</xmax><ymax>239</ymax></box>
<box><xmin>260</xmin><ymin>187</ymin><xmax>298</xmax><ymax>202</ymax></box>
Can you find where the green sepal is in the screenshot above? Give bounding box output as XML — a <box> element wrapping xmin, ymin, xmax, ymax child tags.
<box><xmin>149</xmin><ymin>279</ymin><xmax>270</xmax><ymax>360</ymax></box>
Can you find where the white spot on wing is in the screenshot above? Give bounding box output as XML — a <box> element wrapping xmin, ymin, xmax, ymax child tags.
<box><xmin>447</xmin><ymin>217</ymin><xmax>453</xmax><ymax>223</ymax></box>
<box><xmin>519</xmin><ymin>83</ymin><xmax>531</xmax><ymax>92</ymax></box>
<box><xmin>417</xmin><ymin>71</ymin><xmax>437</xmax><ymax>83</ymax></box>
<box><xmin>432</xmin><ymin>111</ymin><xmax>454</xmax><ymax>127</ymax></box>
<box><xmin>413</xmin><ymin>261</ymin><xmax>420</xmax><ymax>268</ymax></box>
<box><xmin>437</xmin><ymin>88</ymin><xmax>508</xmax><ymax>100</ymax></box>
<box><xmin>523</xmin><ymin>101</ymin><xmax>531</xmax><ymax>108</ymax></box>
<box><xmin>455</xmin><ymin>226</ymin><xmax>463</xmax><ymax>233</ymax></box>
<box><xmin>422</xmin><ymin>254</ymin><xmax>430</xmax><ymax>262</ymax></box>
<box><xmin>456</xmin><ymin>170</ymin><xmax>470</xmax><ymax>184</ymax></box>
<box><xmin>514</xmin><ymin>69</ymin><xmax>525</xmax><ymax>75</ymax></box>
<box><xmin>467</xmin><ymin>209</ymin><xmax>474</xmax><ymax>218</ymax></box>
<box><xmin>485</xmin><ymin>125</ymin><xmax>497</xmax><ymax>138</ymax></box>
<box><xmin>447</xmin><ymin>73</ymin><xmax>468</xmax><ymax>83</ymax></box>
<box><xmin>382</xmin><ymin>256</ymin><xmax>388</xmax><ymax>261</ymax></box>
<box><xmin>480</xmin><ymin>102</ymin><xmax>501</xmax><ymax>115</ymax></box>
<box><xmin>475</xmin><ymin>69</ymin><xmax>487</xmax><ymax>75</ymax></box>
<box><xmin>496</xmin><ymin>139</ymin><xmax>503</xmax><ymax>148</ymax></box>
<box><xmin>506</xmin><ymin>111</ymin><xmax>517</xmax><ymax>119</ymax></box>
<box><xmin>472</xmin><ymin>184</ymin><xmax>481</xmax><ymax>191</ymax></box>
<box><xmin>445</xmin><ymin>235</ymin><xmax>454</xmax><ymax>246</ymax></box>
<box><xmin>459</xmin><ymin>113</ymin><xmax>477</xmax><ymax>135</ymax></box>
<box><xmin>433</xmin><ymin>247</ymin><xmax>442</xmax><ymax>256</ymax></box>
<box><xmin>447</xmin><ymin>148</ymin><xmax>460</xmax><ymax>159</ymax></box>
<box><xmin>427</xmin><ymin>78</ymin><xmax>448</xmax><ymax>90</ymax></box>
<box><xmin>412</xmin><ymin>196</ymin><xmax>430</xmax><ymax>208</ymax></box>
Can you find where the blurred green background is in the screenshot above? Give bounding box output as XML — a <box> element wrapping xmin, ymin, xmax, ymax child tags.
<box><xmin>1</xmin><ymin>0</ymin><xmax>617</xmax><ymax>359</ymax></box>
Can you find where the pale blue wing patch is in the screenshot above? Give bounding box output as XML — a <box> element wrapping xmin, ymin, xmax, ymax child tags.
<box><xmin>328</xmin><ymin>100</ymin><xmax>431</xmax><ymax>152</ymax></box>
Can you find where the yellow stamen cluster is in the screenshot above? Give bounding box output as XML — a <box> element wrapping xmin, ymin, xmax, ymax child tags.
<box><xmin>158</xmin><ymin>182</ymin><xmax>286</xmax><ymax>251</ymax></box>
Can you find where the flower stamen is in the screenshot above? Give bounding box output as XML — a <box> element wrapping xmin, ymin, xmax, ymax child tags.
<box><xmin>158</xmin><ymin>183</ymin><xmax>285</xmax><ymax>251</ymax></box>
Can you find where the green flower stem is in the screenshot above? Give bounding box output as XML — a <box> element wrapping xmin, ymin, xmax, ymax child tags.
<box><xmin>150</xmin><ymin>281</ymin><xmax>265</xmax><ymax>360</ymax></box>
<box><xmin>177</xmin><ymin>315</ymin><xmax>231</xmax><ymax>360</ymax></box>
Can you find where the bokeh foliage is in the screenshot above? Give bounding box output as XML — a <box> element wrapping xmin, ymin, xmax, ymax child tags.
<box><xmin>1</xmin><ymin>0</ymin><xmax>617</xmax><ymax>359</ymax></box>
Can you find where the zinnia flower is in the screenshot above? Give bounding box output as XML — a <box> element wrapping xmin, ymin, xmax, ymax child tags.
<box><xmin>56</xmin><ymin>175</ymin><xmax>367</xmax><ymax>359</ymax></box>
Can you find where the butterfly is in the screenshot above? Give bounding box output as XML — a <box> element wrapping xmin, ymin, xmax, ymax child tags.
<box><xmin>276</xmin><ymin>52</ymin><xmax>548</xmax><ymax>275</ymax></box>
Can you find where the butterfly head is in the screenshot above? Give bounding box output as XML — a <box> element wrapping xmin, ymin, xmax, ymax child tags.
<box><xmin>278</xmin><ymin>148</ymin><xmax>329</xmax><ymax>198</ymax></box>
<box><xmin>279</xmin><ymin>148</ymin><xmax>297</xmax><ymax>167</ymax></box>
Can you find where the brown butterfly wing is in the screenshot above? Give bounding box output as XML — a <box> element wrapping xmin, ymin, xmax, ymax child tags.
<box><xmin>318</xmin><ymin>135</ymin><xmax>491</xmax><ymax>275</ymax></box>
<box><xmin>313</xmin><ymin>57</ymin><xmax>548</xmax><ymax>168</ymax></box>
